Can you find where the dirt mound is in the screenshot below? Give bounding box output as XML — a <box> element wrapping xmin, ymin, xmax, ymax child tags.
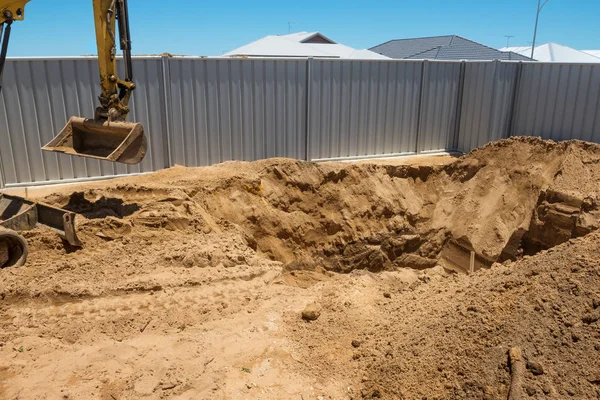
<box><xmin>0</xmin><ymin>137</ymin><xmax>599</xmax><ymax>398</ymax></box>
<box><xmin>29</xmin><ymin>137</ymin><xmax>600</xmax><ymax>278</ymax></box>
<box><xmin>284</xmin><ymin>231</ymin><xmax>600</xmax><ymax>399</ymax></box>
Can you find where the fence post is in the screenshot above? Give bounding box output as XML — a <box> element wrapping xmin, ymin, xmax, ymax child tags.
<box><xmin>304</xmin><ymin>57</ymin><xmax>313</xmax><ymax>161</ymax></box>
<box><xmin>415</xmin><ymin>60</ymin><xmax>428</xmax><ymax>154</ymax></box>
<box><xmin>452</xmin><ymin>61</ymin><xmax>467</xmax><ymax>152</ymax></box>
<box><xmin>0</xmin><ymin>151</ymin><xmax>5</xmax><ymax>189</ymax></box>
<box><xmin>506</xmin><ymin>61</ymin><xmax>524</xmax><ymax>139</ymax></box>
<box><xmin>160</xmin><ymin>54</ymin><xmax>173</xmax><ymax>169</ymax></box>
<box><xmin>0</xmin><ymin>116</ymin><xmax>5</xmax><ymax>187</ymax></box>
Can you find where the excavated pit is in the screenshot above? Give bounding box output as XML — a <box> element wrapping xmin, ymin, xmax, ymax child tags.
<box><xmin>14</xmin><ymin>136</ymin><xmax>600</xmax><ymax>280</ymax></box>
<box><xmin>2</xmin><ymin>137</ymin><xmax>600</xmax><ymax>399</ymax></box>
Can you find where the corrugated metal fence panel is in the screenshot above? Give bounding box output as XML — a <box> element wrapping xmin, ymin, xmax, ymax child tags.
<box><xmin>513</xmin><ymin>63</ymin><xmax>600</xmax><ymax>142</ymax></box>
<box><xmin>417</xmin><ymin>61</ymin><xmax>462</xmax><ymax>153</ymax></box>
<box><xmin>166</xmin><ymin>58</ymin><xmax>307</xmax><ymax>167</ymax></box>
<box><xmin>0</xmin><ymin>57</ymin><xmax>166</xmax><ymax>186</ymax></box>
<box><xmin>2</xmin><ymin>57</ymin><xmax>600</xmax><ymax>187</ymax></box>
<box><xmin>308</xmin><ymin>60</ymin><xmax>422</xmax><ymax>160</ymax></box>
<box><xmin>458</xmin><ymin>61</ymin><xmax>520</xmax><ymax>152</ymax></box>
<box><xmin>124</xmin><ymin>58</ymin><xmax>169</xmax><ymax>173</ymax></box>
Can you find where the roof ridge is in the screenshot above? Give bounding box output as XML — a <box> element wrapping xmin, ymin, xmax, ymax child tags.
<box><xmin>506</xmin><ymin>51</ymin><xmax>532</xmax><ymax>61</ymax></box>
<box><xmin>452</xmin><ymin>35</ymin><xmax>501</xmax><ymax>52</ymax></box>
<box><xmin>375</xmin><ymin>34</ymin><xmax>455</xmax><ymax>44</ymax></box>
<box><xmin>406</xmin><ymin>46</ymin><xmax>442</xmax><ymax>59</ymax></box>
<box><xmin>548</xmin><ymin>43</ymin><xmax>556</xmax><ymax>60</ymax></box>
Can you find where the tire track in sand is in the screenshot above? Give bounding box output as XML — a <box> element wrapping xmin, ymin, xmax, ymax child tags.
<box><xmin>6</xmin><ymin>269</ymin><xmax>281</xmax><ymax>326</ymax></box>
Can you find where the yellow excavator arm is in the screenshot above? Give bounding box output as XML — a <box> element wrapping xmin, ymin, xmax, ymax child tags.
<box><xmin>0</xmin><ymin>0</ymin><xmax>147</xmax><ymax>164</ymax></box>
<box><xmin>0</xmin><ymin>0</ymin><xmax>27</xmax><ymax>22</ymax></box>
<box><xmin>0</xmin><ymin>0</ymin><xmax>148</xmax><ymax>267</ymax></box>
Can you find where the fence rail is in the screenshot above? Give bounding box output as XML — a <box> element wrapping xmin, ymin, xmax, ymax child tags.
<box><xmin>1</xmin><ymin>57</ymin><xmax>599</xmax><ymax>187</ymax></box>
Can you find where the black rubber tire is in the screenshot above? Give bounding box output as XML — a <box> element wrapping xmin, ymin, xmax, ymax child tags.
<box><xmin>0</xmin><ymin>227</ymin><xmax>28</xmax><ymax>267</ymax></box>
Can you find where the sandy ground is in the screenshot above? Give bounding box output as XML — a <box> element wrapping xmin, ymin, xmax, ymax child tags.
<box><xmin>3</xmin><ymin>153</ymin><xmax>458</xmax><ymax>200</ymax></box>
<box><xmin>1</xmin><ymin>137</ymin><xmax>599</xmax><ymax>399</ymax></box>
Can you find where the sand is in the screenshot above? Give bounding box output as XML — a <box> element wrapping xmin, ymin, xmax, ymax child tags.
<box><xmin>0</xmin><ymin>137</ymin><xmax>599</xmax><ymax>399</ymax></box>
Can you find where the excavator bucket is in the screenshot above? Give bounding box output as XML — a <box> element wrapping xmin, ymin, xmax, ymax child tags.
<box><xmin>42</xmin><ymin>117</ymin><xmax>147</xmax><ymax>165</ymax></box>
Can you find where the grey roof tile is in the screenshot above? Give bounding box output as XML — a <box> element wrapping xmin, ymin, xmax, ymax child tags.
<box><xmin>370</xmin><ymin>35</ymin><xmax>455</xmax><ymax>59</ymax></box>
<box><xmin>371</xmin><ymin>35</ymin><xmax>533</xmax><ymax>61</ymax></box>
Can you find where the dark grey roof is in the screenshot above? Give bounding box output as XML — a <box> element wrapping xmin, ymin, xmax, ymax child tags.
<box><xmin>371</xmin><ymin>35</ymin><xmax>533</xmax><ymax>61</ymax></box>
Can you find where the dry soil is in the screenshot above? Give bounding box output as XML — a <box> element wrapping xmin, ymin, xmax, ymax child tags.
<box><xmin>0</xmin><ymin>137</ymin><xmax>599</xmax><ymax>399</ymax></box>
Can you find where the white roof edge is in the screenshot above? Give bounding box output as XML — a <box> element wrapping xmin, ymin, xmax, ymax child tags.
<box><xmin>501</xmin><ymin>43</ymin><xmax>600</xmax><ymax>62</ymax></box>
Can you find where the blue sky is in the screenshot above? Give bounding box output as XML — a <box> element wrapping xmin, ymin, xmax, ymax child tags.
<box><xmin>8</xmin><ymin>0</ymin><xmax>600</xmax><ymax>57</ymax></box>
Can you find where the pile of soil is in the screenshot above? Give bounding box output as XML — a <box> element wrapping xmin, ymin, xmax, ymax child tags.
<box><xmin>285</xmin><ymin>232</ymin><xmax>600</xmax><ymax>399</ymax></box>
<box><xmin>0</xmin><ymin>137</ymin><xmax>599</xmax><ymax>399</ymax></box>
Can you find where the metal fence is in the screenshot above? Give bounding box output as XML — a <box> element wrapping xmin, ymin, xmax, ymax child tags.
<box><xmin>1</xmin><ymin>56</ymin><xmax>599</xmax><ymax>187</ymax></box>
<box><xmin>0</xmin><ymin>57</ymin><xmax>167</xmax><ymax>187</ymax></box>
<box><xmin>166</xmin><ymin>58</ymin><xmax>308</xmax><ymax>166</ymax></box>
<box><xmin>513</xmin><ymin>63</ymin><xmax>600</xmax><ymax>142</ymax></box>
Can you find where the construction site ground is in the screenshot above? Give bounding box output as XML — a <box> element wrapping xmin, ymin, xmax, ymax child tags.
<box><xmin>1</xmin><ymin>137</ymin><xmax>600</xmax><ymax>399</ymax></box>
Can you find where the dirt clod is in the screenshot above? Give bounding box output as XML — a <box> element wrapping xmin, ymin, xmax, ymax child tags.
<box><xmin>302</xmin><ymin>303</ymin><xmax>322</xmax><ymax>321</ymax></box>
<box><xmin>526</xmin><ymin>360</ymin><xmax>544</xmax><ymax>376</ymax></box>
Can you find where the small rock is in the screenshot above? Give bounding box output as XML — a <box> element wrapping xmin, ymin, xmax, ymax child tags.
<box><xmin>301</xmin><ymin>303</ymin><xmax>322</xmax><ymax>321</ymax></box>
<box><xmin>352</xmin><ymin>340</ymin><xmax>361</xmax><ymax>348</ymax></box>
<box><xmin>583</xmin><ymin>311</ymin><xmax>600</xmax><ymax>324</ymax></box>
<box><xmin>383</xmin><ymin>292</ymin><xmax>391</xmax><ymax>299</ymax></box>
<box><xmin>525</xmin><ymin>386</ymin><xmax>536</xmax><ymax>396</ymax></box>
<box><xmin>563</xmin><ymin>319</ymin><xmax>574</xmax><ymax>327</ymax></box>
<box><xmin>527</xmin><ymin>360</ymin><xmax>544</xmax><ymax>376</ymax></box>
<box><xmin>571</xmin><ymin>332</ymin><xmax>581</xmax><ymax>342</ymax></box>
<box><xmin>593</xmin><ymin>298</ymin><xmax>600</xmax><ymax>309</ymax></box>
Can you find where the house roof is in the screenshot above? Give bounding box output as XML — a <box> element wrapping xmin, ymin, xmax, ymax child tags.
<box><xmin>583</xmin><ymin>50</ymin><xmax>600</xmax><ymax>58</ymax></box>
<box><xmin>406</xmin><ymin>44</ymin><xmax>530</xmax><ymax>61</ymax></box>
<box><xmin>501</xmin><ymin>43</ymin><xmax>600</xmax><ymax>63</ymax></box>
<box><xmin>371</xmin><ymin>35</ymin><xmax>532</xmax><ymax>61</ymax></box>
<box><xmin>282</xmin><ymin>31</ymin><xmax>337</xmax><ymax>44</ymax></box>
<box><xmin>222</xmin><ymin>32</ymin><xmax>389</xmax><ymax>60</ymax></box>
<box><xmin>347</xmin><ymin>49</ymin><xmax>392</xmax><ymax>60</ymax></box>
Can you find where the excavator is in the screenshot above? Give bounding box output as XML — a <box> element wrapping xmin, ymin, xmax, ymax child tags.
<box><xmin>0</xmin><ymin>0</ymin><xmax>147</xmax><ymax>267</ymax></box>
